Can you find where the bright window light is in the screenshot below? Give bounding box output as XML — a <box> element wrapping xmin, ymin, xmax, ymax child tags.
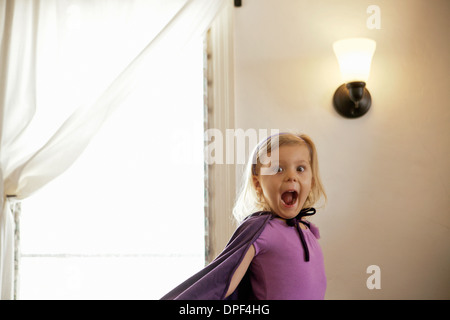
<box><xmin>18</xmin><ymin>1</ymin><xmax>205</xmax><ymax>300</ymax></box>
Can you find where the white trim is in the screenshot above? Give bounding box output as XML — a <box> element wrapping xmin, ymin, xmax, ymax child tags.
<box><xmin>205</xmin><ymin>1</ymin><xmax>236</xmax><ymax>263</ymax></box>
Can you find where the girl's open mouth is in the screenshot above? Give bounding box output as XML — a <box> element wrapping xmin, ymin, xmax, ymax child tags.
<box><xmin>281</xmin><ymin>190</ymin><xmax>298</xmax><ymax>208</ymax></box>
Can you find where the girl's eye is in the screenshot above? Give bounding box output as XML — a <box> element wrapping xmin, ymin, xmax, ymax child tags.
<box><xmin>297</xmin><ymin>166</ymin><xmax>305</xmax><ymax>172</ymax></box>
<box><xmin>269</xmin><ymin>166</ymin><xmax>283</xmax><ymax>173</ymax></box>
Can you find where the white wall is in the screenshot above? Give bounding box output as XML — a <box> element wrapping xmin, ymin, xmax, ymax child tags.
<box><xmin>233</xmin><ymin>0</ymin><xmax>450</xmax><ymax>299</ymax></box>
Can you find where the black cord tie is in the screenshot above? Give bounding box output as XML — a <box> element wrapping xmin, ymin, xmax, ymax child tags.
<box><xmin>285</xmin><ymin>207</ymin><xmax>316</xmax><ymax>262</ymax></box>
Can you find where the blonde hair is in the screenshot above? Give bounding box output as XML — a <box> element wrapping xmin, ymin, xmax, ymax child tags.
<box><xmin>232</xmin><ymin>133</ymin><xmax>327</xmax><ymax>222</ymax></box>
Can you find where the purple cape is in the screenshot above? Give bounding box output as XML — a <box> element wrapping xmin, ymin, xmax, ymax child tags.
<box><xmin>160</xmin><ymin>211</ymin><xmax>272</xmax><ymax>300</ymax></box>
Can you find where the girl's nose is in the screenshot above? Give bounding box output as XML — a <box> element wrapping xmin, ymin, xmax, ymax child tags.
<box><xmin>285</xmin><ymin>169</ymin><xmax>297</xmax><ymax>182</ymax></box>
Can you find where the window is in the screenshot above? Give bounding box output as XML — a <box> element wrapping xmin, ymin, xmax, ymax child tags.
<box><xmin>17</xmin><ymin>3</ymin><xmax>206</xmax><ymax>299</ymax></box>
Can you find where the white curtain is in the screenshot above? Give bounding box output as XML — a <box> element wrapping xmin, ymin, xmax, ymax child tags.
<box><xmin>0</xmin><ymin>0</ymin><xmax>226</xmax><ymax>300</ymax></box>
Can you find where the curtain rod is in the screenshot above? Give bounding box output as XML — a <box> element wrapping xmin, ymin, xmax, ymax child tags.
<box><xmin>234</xmin><ymin>0</ymin><xmax>242</xmax><ymax>7</ymax></box>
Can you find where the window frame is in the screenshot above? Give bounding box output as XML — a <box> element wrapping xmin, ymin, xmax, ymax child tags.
<box><xmin>13</xmin><ymin>1</ymin><xmax>237</xmax><ymax>299</ymax></box>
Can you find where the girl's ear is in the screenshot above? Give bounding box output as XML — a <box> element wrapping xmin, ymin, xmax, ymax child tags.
<box><xmin>252</xmin><ymin>175</ymin><xmax>262</xmax><ymax>194</ymax></box>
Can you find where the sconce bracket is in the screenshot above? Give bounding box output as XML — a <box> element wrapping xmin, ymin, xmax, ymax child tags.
<box><xmin>333</xmin><ymin>82</ymin><xmax>372</xmax><ymax>118</ymax></box>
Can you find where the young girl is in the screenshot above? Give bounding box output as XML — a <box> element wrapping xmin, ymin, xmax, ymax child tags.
<box><xmin>161</xmin><ymin>132</ymin><xmax>327</xmax><ymax>300</ymax></box>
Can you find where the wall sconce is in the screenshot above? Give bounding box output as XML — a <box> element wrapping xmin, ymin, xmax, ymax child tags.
<box><xmin>333</xmin><ymin>38</ymin><xmax>376</xmax><ymax>118</ymax></box>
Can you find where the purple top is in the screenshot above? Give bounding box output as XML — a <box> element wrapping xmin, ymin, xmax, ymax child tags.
<box><xmin>250</xmin><ymin>218</ymin><xmax>326</xmax><ymax>300</ymax></box>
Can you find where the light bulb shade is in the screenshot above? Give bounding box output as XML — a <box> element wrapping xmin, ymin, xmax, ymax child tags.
<box><xmin>333</xmin><ymin>38</ymin><xmax>376</xmax><ymax>83</ymax></box>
